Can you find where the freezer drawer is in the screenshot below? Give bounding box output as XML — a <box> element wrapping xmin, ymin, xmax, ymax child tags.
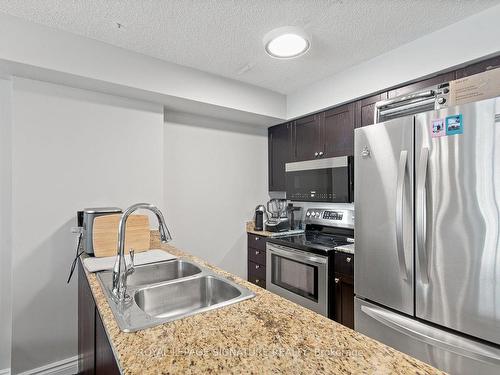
<box><xmin>355</xmin><ymin>298</ymin><xmax>500</xmax><ymax>375</ymax></box>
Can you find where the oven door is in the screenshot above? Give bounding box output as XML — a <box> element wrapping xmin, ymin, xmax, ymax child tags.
<box><xmin>266</xmin><ymin>243</ymin><xmax>328</xmax><ymax>316</ymax></box>
<box><xmin>285</xmin><ymin>156</ymin><xmax>352</xmax><ymax>202</ymax></box>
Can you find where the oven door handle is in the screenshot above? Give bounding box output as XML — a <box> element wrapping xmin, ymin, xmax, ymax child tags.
<box><xmin>267</xmin><ymin>244</ymin><xmax>328</xmax><ymax>265</ymax></box>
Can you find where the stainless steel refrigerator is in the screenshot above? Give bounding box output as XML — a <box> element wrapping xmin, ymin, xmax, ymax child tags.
<box><xmin>354</xmin><ymin>94</ymin><xmax>500</xmax><ymax>374</ymax></box>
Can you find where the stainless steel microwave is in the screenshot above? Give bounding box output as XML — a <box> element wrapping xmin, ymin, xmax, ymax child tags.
<box><xmin>285</xmin><ymin>156</ymin><xmax>353</xmax><ymax>203</ymax></box>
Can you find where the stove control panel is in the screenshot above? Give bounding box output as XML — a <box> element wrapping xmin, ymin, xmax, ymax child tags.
<box><xmin>305</xmin><ymin>208</ymin><xmax>354</xmax><ymax>229</ymax></box>
<box><xmin>323</xmin><ymin>210</ymin><xmax>343</xmax><ymax>220</ymax></box>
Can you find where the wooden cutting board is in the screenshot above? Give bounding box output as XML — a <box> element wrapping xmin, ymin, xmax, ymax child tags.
<box><xmin>92</xmin><ymin>214</ymin><xmax>151</xmax><ymax>257</ymax></box>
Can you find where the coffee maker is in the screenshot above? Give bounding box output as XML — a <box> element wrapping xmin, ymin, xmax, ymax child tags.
<box><xmin>265</xmin><ymin>199</ymin><xmax>290</xmax><ymax>232</ymax></box>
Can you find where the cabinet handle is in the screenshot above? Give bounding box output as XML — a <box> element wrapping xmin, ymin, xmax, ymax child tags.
<box><xmin>319</xmin><ymin>151</ymin><xmax>324</xmax><ymax>157</ymax></box>
<box><xmin>255</xmin><ymin>250</ymin><xmax>260</xmax><ymax>255</ymax></box>
<box><xmin>254</xmin><ymin>237</ymin><xmax>260</xmax><ymax>241</ymax></box>
<box><xmin>255</xmin><ymin>265</ymin><xmax>260</xmax><ymax>269</ymax></box>
<box><xmin>255</xmin><ymin>279</ymin><xmax>260</xmax><ymax>284</ymax></box>
<box><xmin>346</xmin><ymin>257</ymin><xmax>352</xmax><ymax>263</ymax></box>
<box><xmin>314</xmin><ymin>152</ymin><xmax>319</xmax><ymax>157</ymax></box>
<box><xmin>335</xmin><ymin>277</ymin><xmax>340</xmax><ymax>284</ymax></box>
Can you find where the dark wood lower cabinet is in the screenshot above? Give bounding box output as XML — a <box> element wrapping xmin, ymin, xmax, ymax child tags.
<box><xmin>334</xmin><ymin>252</ymin><xmax>355</xmax><ymax>329</ymax></box>
<box><xmin>334</xmin><ymin>274</ymin><xmax>354</xmax><ymax>329</ymax></box>
<box><xmin>78</xmin><ymin>259</ymin><xmax>120</xmax><ymax>375</ymax></box>
<box><xmin>78</xmin><ymin>261</ymin><xmax>95</xmax><ymax>375</ymax></box>
<box><xmin>247</xmin><ymin>233</ymin><xmax>267</xmax><ymax>288</ymax></box>
<box><xmin>95</xmin><ymin>312</ymin><xmax>120</xmax><ymax>374</ymax></box>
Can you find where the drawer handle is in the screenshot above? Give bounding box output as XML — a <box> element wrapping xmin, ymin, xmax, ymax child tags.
<box><xmin>255</xmin><ymin>250</ymin><xmax>260</xmax><ymax>255</ymax></box>
<box><xmin>335</xmin><ymin>277</ymin><xmax>340</xmax><ymax>284</ymax></box>
<box><xmin>255</xmin><ymin>237</ymin><xmax>260</xmax><ymax>241</ymax></box>
<box><xmin>346</xmin><ymin>257</ymin><xmax>352</xmax><ymax>263</ymax></box>
<box><xmin>255</xmin><ymin>264</ymin><xmax>260</xmax><ymax>269</ymax></box>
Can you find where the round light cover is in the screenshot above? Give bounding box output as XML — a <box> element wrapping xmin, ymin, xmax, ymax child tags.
<box><xmin>263</xmin><ymin>26</ymin><xmax>310</xmax><ymax>59</ymax></box>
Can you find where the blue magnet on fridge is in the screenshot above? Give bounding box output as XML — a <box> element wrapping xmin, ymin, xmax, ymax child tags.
<box><xmin>446</xmin><ymin>114</ymin><xmax>463</xmax><ymax>135</ymax></box>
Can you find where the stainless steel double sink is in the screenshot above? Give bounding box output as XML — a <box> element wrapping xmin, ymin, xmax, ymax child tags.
<box><xmin>97</xmin><ymin>259</ymin><xmax>255</xmax><ymax>332</ymax></box>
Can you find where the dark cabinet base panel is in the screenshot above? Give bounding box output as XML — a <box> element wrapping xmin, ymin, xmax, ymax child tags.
<box><xmin>78</xmin><ymin>259</ymin><xmax>120</xmax><ymax>374</ymax></box>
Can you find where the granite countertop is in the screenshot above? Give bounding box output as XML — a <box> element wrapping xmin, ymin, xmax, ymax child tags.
<box><xmin>334</xmin><ymin>243</ymin><xmax>355</xmax><ymax>255</ymax></box>
<box><xmin>83</xmin><ymin>233</ymin><xmax>442</xmax><ymax>374</ymax></box>
<box><xmin>245</xmin><ymin>221</ymin><xmax>304</xmax><ymax>238</ymax></box>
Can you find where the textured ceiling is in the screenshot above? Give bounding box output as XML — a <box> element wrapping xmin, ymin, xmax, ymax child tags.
<box><xmin>0</xmin><ymin>0</ymin><xmax>498</xmax><ymax>94</ymax></box>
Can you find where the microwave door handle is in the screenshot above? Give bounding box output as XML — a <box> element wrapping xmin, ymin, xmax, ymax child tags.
<box><xmin>268</xmin><ymin>245</ymin><xmax>327</xmax><ymax>265</ymax></box>
<box><xmin>417</xmin><ymin>147</ymin><xmax>430</xmax><ymax>284</ymax></box>
<box><xmin>395</xmin><ymin>150</ymin><xmax>409</xmax><ymax>281</ymax></box>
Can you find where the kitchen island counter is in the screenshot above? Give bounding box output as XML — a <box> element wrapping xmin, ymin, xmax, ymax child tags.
<box><xmin>82</xmin><ymin>234</ymin><xmax>442</xmax><ymax>374</ymax></box>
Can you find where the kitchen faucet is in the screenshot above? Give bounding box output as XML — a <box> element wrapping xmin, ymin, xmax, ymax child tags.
<box><xmin>111</xmin><ymin>203</ymin><xmax>172</xmax><ymax>302</ymax></box>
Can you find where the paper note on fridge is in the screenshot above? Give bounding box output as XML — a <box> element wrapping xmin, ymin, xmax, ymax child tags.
<box><xmin>449</xmin><ymin>68</ymin><xmax>500</xmax><ymax>106</ymax></box>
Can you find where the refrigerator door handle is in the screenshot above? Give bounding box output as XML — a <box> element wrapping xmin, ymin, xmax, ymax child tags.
<box><xmin>395</xmin><ymin>150</ymin><xmax>409</xmax><ymax>281</ymax></box>
<box><xmin>417</xmin><ymin>147</ymin><xmax>429</xmax><ymax>284</ymax></box>
<box><xmin>361</xmin><ymin>304</ymin><xmax>500</xmax><ymax>366</ymax></box>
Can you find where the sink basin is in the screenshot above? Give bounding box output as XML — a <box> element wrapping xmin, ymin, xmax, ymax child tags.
<box><xmin>96</xmin><ymin>258</ymin><xmax>255</xmax><ymax>332</ymax></box>
<box><xmin>127</xmin><ymin>259</ymin><xmax>201</xmax><ymax>286</ymax></box>
<box><xmin>135</xmin><ymin>275</ymin><xmax>242</xmax><ymax>319</ymax></box>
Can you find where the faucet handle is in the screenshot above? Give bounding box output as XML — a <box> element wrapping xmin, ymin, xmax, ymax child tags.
<box><xmin>129</xmin><ymin>249</ymin><xmax>135</xmax><ymax>269</ymax></box>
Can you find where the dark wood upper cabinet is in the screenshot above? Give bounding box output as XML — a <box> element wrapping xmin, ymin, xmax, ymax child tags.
<box><xmin>355</xmin><ymin>92</ymin><xmax>388</xmax><ymax>128</ymax></box>
<box><xmin>266</xmin><ymin>56</ymin><xmax>496</xmax><ymax>192</ymax></box>
<box><xmin>293</xmin><ymin>114</ymin><xmax>322</xmax><ymax>161</ymax></box>
<box><xmin>322</xmin><ymin>103</ymin><xmax>355</xmax><ymax>157</ymax></box>
<box><xmin>387</xmin><ymin>71</ymin><xmax>456</xmax><ymax>98</ymax></box>
<box><xmin>268</xmin><ymin>123</ymin><xmax>292</xmax><ymax>191</ymax></box>
<box><xmin>455</xmin><ymin>55</ymin><xmax>500</xmax><ymax>78</ymax></box>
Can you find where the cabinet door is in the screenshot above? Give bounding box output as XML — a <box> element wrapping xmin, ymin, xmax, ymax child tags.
<box><xmin>95</xmin><ymin>312</ymin><xmax>120</xmax><ymax>375</ymax></box>
<box><xmin>268</xmin><ymin>123</ymin><xmax>291</xmax><ymax>191</ymax></box>
<box><xmin>355</xmin><ymin>92</ymin><xmax>388</xmax><ymax>128</ymax></box>
<box><xmin>334</xmin><ymin>274</ymin><xmax>355</xmax><ymax>329</ymax></box>
<box><xmin>293</xmin><ymin>114</ymin><xmax>322</xmax><ymax>161</ymax></box>
<box><xmin>78</xmin><ymin>261</ymin><xmax>95</xmax><ymax>375</ymax></box>
<box><xmin>388</xmin><ymin>71</ymin><xmax>455</xmax><ymax>98</ymax></box>
<box><xmin>322</xmin><ymin>103</ymin><xmax>355</xmax><ymax>157</ymax></box>
<box><xmin>455</xmin><ymin>56</ymin><xmax>500</xmax><ymax>78</ymax></box>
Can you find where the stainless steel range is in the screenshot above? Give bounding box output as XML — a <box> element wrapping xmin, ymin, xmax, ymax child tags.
<box><xmin>266</xmin><ymin>205</ymin><xmax>354</xmax><ymax>317</ymax></box>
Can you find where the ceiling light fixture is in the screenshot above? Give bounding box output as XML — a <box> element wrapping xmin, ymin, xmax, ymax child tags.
<box><xmin>263</xmin><ymin>26</ymin><xmax>310</xmax><ymax>59</ymax></box>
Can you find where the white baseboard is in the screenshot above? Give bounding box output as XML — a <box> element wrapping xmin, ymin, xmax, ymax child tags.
<box><xmin>0</xmin><ymin>368</ymin><xmax>11</xmax><ymax>375</ymax></box>
<box><xmin>17</xmin><ymin>356</ymin><xmax>78</xmax><ymax>375</ymax></box>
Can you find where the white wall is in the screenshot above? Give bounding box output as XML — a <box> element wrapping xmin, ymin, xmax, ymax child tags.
<box><xmin>164</xmin><ymin>112</ymin><xmax>269</xmax><ymax>278</ymax></box>
<box><xmin>10</xmin><ymin>78</ymin><xmax>164</xmax><ymax>373</ymax></box>
<box><xmin>0</xmin><ymin>78</ymin><xmax>12</xmax><ymax>373</ymax></box>
<box><xmin>287</xmin><ymin>4</ymin><xmax>500</xmax><ymax>118</ymax></box>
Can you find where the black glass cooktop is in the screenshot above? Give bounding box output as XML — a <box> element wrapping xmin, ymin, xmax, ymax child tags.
<box><xmin>267</xmin><ymin>231</ymin><xmax>352</xmax><ymax>254</ymax></box>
